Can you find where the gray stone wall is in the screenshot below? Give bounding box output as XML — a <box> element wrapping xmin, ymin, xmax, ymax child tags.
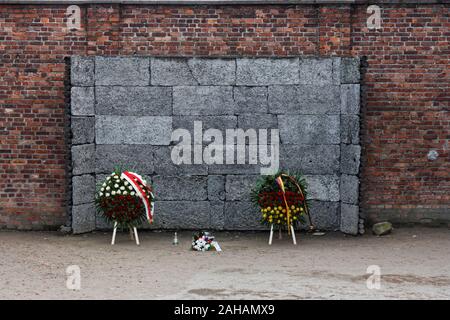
<box><xmin>70</xmin><ymin>56</ymin><xmax>361</xmax><ymax>234</ymax></box>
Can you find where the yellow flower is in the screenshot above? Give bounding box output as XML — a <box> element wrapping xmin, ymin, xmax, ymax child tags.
<box><xmin>267</xmin><ymin>206</ymin><xmax>271</xmax><ymax>210</ymax></box>
<box><xmin>282</xmin><ymin>209</ymin><xmax>286</xmax><ymax>213</ymax></box>
<box><xmin>263</xmin><ymin>214</ymin><xmax>267</xmax><ymax>218</ymax></box>
<box><xmin>293</xmin><ymin>216</ymin><xmax>298</xmax><ymax>220</ymax></box>
<box><xmin>291</xmin><ymin>205</ymin><xmax>295</xmax><ymax>210</ymax></box>
<box><xmin>277</xmin><ymin>220</ymin><xmax>281</xmax><ymax>224</ymax></box>
<box><xmin>278</xmin><ymin>206</ymin><xmax>282</xmax><ymax>210</ymax></box>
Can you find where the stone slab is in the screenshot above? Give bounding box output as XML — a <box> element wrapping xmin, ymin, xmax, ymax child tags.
<box><xmin>340</xmin><ymin>203</ymin><xmax>359</xmax><ymax>235</ymax></box>
<box><xmin>208</xmin><ymin>175</ymin><xmax>225</xmax><ymax>201</ymax></box>
<box><xmin>95</xmin><ymin>116</ymin><xmax>172</xmax><ymax>145</ymax></box>
<box><xmin>173</xmin><ymin>86</ymin><xmax>237</xmax><ymax>115</ymax></box>
<box><xmin>71</xmin><ymin>87</ymin><xmax>95</xmax><ymax>116</ymax></box>
<box><xmin>224</xmin><ymin>201</ymin><xmax>266</xmax><ymax>230</ymax></box>
<box><xmin>341</xmin><ymin>144</ymin><xmax>361</xmax><ymax>175</ymax></box>
<box><xmin>95</xmin><ymin>57</ymin><xmax>150</xmax><ymax>86</ymax></box>
<box><xmin>72</xmin><ymin>203</ymin><xmax>96</xmax><ymax>234</ymax></box>
<box><xmin>95</xmin><ymin>145</ymin><xmax>154</xmax><ymax>174</ymax></box>
<box><xmin>225</xmin><ymin>175</ymin><xmax>260</xmax><ymax>201</ymax></box>
<box><xmin>341</xmin><ymin>174</ymin><xmax>359</xmax><ymax>204</ymax></box>
<box><xmin>299</xmin><ymin>57</ymin><xmax>334</xmax><ymax>85</ymax></box>
<box><xmin>72</xmin><ymin>174</ymin><xmax>95</xmax><ymax>205</ymax></box>
<box><xmin>71</xmin><ymin>56</ymin><xmax>94</xmax><ymax>86</ymax></box>
<box><xmin>234</xmin><ymin>86</ymin><xmax>268</xmax><ymax>114</ymax></box>
<box><xmin>96</xmin><ymin>86</ymin><xmax>172</xmax><ymax>116</ymax></box>
<box><xmin>280</xmin><ymin>144</ymin><xmax>340</xmax><ymax>175</ymax></box>
<box><xmin>72</xmin><ymin>144</ymin><xmax>95</xmax><ymax>175</ymax></box>
<box><xmin>71</xmin><ymin>116</ymin><xmax>94</xmax><ymax>145</ymax></box>
<box><xmin>304</xmin><ymin>175</ymin><xmax>340</xmax><ymax>202</ymax></box>
<box><xmin>268</xmin><ymin>85</ymin><xmax>340</xmax><ymax>114</ymax></box>
<box><xmin>278</xmin><ymin>115</ymin><xmax>340</xmax><ymax>145</ymax></box>
<box><xmin>152</xmin><ymin>176</ymin><xmax>207</xmax><ymax>200</ymax></box>
<box><xmin>236</xmin><ymin>58</ymin><xmax>299</xmax><ymax>85</ymax></box>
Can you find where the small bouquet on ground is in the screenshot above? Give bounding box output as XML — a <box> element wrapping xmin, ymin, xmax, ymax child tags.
<box><xmin>251</xmin><ymin>171</ymin><xmax>310</xmax><ymax>229</ymax></box>
<box><xmin>94</xmin><ymin>168</ymin><xmax>154</xmax><ymax>228</ymax></box>
<box><xmin>192</xmin><ymin>232</ymin><xmax>222</xmax><ymax>252</ymax></box>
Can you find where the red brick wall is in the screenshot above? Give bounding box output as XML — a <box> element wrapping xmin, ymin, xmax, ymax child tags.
<box><xmin>0</xmin><ymin>3</ymin><xmax>448</xmax><ymax>229</ymax></box>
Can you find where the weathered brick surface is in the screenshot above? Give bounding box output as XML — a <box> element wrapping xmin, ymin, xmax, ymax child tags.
<box><xmin>1</xmin><ymin>3</ymin><xmax>448</xmax><ymax>231</ymax></box>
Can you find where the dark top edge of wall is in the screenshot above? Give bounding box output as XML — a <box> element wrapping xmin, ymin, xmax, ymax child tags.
<box><xmin>0</xmin><ymin>1</ymin><xmax>446</xmax><ymax>5</ymax></box>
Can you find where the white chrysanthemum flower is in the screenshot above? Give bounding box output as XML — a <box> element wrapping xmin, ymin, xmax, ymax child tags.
<box><xmin>111</xmin><ymin>191</ymin><xmax>116</xmax><ymax>195</ymax></box>
<box><xmin>123</xmin><ymin>191</ymin><xmax>128</xmax><ymax>195</ymax></box>
<box><xmin>128</xmin><ymin>186</ymin><xmax>133</xmax><ymax>190</ymax></box>
<box><xmin>124</xmin><ymin>181</ymin><xmax>129</xmax><ymax>186</ymax></box>
<box><xmin>101</xmin><ymin>187</ymin><xmax>104</xmax><ymax>192</ymax></box>
<box><xmin>106</xmin><ymin>176</ymin><xmax>111</xmax><ymax>180</ymax></box>
<box><xmin>99</xmin><ymin>192</ymin><xmax>103</xmax><ymax>197</ymax></box>
<box><xmin>130</xmin><ymin>191</ymin><xmax>135</xmax><ymax>196</ymax></box>
<box><xmin>114</xmin><ymin>184</ymin><xmax>119</xmax><ymax>188</ymax></box>
<box><xmin>120</xmin><ymin>186</ymin><xmax>125</xmax><ymax>190</ymax></box>
<box><xmin>105</xmin><ymin>193</ymin><xmax>110</xmax><ymax>197</ymax></box>
<box><xmin>102</xmin><ymin>182</ymin><xmax>106</xmax><ymax>187</ymax></box>
<box><xmin>106</xmin><ymin>186</ymin><xmax>110</xmax><ymax>191</ymax></box>
<box><xmin>114</xmin><ymin>175</ymin><xmax>119</xmax><ymax>179</ymax></box>
<box><xmin>117</xmin><ymin>190</ymin><xmax>121</xmax><ymax>195</ymax></box>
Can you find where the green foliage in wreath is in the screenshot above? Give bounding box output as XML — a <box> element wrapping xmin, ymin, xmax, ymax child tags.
<box><xmin>250</xmin><ymin>171</ymin><xmax>309</xmax><ymax>227</ymax></box>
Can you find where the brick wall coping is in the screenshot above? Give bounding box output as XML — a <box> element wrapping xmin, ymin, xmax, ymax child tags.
<box><xmin>0</xmin><ymin>0</ymin><xmax>445</xmax><ymax>5</ymax></box>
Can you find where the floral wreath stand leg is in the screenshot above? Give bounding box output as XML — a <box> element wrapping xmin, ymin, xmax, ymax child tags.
<box><xmin>268</xmin><ymin>224</ymin><xmax>297</xmax><ymax>245</ymax></box>
<box><xmin>111</xmin><ymin>222</ymin><xmax>140</xmax><ymax>246</ymax></box>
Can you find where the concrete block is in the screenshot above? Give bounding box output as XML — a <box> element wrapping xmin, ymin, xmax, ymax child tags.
<box><xmin>71</xmin><ymin>87</ymin><xmax>94</xmax><ymax>116</ymax></box>
<box><xmin>236</xmin><ymin>58</ymin><xmax>299</xmax><ymax>85</ymax></box>
<box><xmin>224</xmin><ymin>201</ymin><xmax>266</xmax><ymax>230</ymax></box>
<box><xmin>234</xmin><ymin>86</ymin><xmax>268</xmax><ymax>114</ymax></box>
<box><xmin>95</xmin><ymin>116</ymin><xmax>172</xmax><ymax>145</ymax></box>
<box><xmin>173</xmin><ymin>86</ymin><xmax>237</xmax><ymax>115</ymax></box>
<box><xmin>340</xmin><ymin>174</ymin><xmax>359</xmax><ymax>204</ymax></box>
<box><xmin>304</xmin><ymin>175</ymin><xmax>340</xmax><ymax>202</ymax></box>
<box><xmin>71</xmin><ymin>56</ymin><xmax>94</xmax><ymax>86</ymax></box>
<box><xmin>280</xmin><ymin>144</ymin><xmax>340</xmax><ymax>174</ymax></box>
<box><xmin>340</xmin><ymin>57</ymin><xmax>360</xmax><ymax>84</ymax></box>
<box><xmin>72</xmin><ymin>174</ymin><xmax>95</xmax><ymax>205</ymax></box>
<box><xmin>340</xmin><ymin>203</ymin><xmax>359</xmax><ymax>235</ymax></box>
<box><xmin>96</xmin><ymin>86</ymin><xmax>172</xmax><ymax>116</ymax></box>
<box><xmin>306</xmin><ymin>200</ymin><xmax>340</xmax><ymax>230</ymax></box>
<box><xmin>95</xmin><ymin>145</ymin><xmax>154</xmax><ymax>174</ymax></box>
<box><xmin>279</xmin><ymin>115</ymin><xmax>340</xmax><ymax>145</ymax></box>
<box><xmin>152</xmin><ymin>176</ymin><xmax>207</xmax><ymax>200</ymax></box>
<box><xmin>72</xmin><ymin>144</ymin><xmax>95</xmax><ymax>175</ymax></box>
<box><xmin>268</xmin><ymin>85</ymin><xmax>340</xmax><ymax>114</ymax></box>
<box><xmin>299</xmin><ymin>57</ymin><xmax>334</xmax><ymax>85</ymax></box>
<box><xmin>72</xmin><ymin>203</ymin><xmax>96</xmax><ymax>234</ymax></box>
<box><xmin>208</xmin><ymin>175</ymin><xmax>225</xmax><ymax>201</ymax></box>
<box><xmin>71</xmin><ymin>117</ymin><xmax>94</xmax><ymax>145</ymax></box>
<box><xmin>95</xmin><ymin>56</ymin><xmax>150</xmax><ymax>86</ymax></box>
<box><xmin>341</xmin><ymin>84</ymin><xmax>360</xmax><ymax>115</ymax></box>
<box><xmin>225</xmin><ymin>175</ymin><xmax>260</xmax><ymax>201</ymax></box>
<box><xmin>341</xmin><ymin>115</ymin><xmax>360</xmax><ymax>144</ymax></box>
<box><xmin>341</xmin><ymin>144</ymin><xmax>361</xmax><ymax>175</ymax></box>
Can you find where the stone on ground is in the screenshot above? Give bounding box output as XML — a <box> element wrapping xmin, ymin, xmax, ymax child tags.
<box><xmin>372</xmin><ymin>221</ymin><xmax>393</xmax><ymax>236</ymax></box>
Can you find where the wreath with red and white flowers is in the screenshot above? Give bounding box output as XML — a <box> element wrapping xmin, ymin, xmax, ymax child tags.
<box><xmin>94</xmin><ymin>169</ymin><xmax>154</xmax><ymax>228</ymax></box>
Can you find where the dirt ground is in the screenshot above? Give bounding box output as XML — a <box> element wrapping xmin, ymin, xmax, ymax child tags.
<box><xmin>0</xmin><ymin>227</ymin><xmax>449</xmax><ymax>300</ymax></box>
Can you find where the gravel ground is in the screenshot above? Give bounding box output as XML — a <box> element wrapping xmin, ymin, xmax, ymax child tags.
<box><xmin>0</xmin><ymin>227</ymin><xmax>449</xmax><ymax>300</ymax></box>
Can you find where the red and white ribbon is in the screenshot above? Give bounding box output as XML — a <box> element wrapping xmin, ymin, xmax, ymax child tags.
<box><xmin>121</xmin><ymin>171</ymin><xmax>154</xmax><ymax>223</ymax></box>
